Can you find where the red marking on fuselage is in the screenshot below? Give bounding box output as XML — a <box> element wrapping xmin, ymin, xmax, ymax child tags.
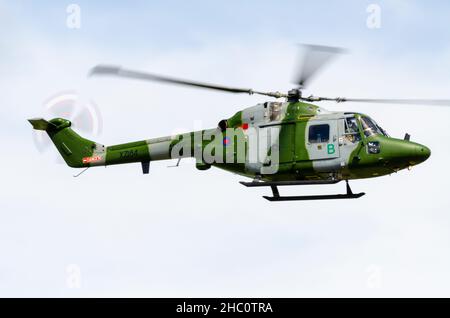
<box><xmin>82</xmin><ymin>156</ymin><xmax>102</xmax><ymax>164</ymax></box>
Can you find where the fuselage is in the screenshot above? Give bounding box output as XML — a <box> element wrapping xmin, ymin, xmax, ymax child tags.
<box><xmin>210</xmin><ymin>101</ymin><xmax>431</xmax><ymax>181</ymax></box>
<box><xmin>35</xmin><ymin>101</ymin><xmax>430</xmax><ymax>183</ymax></box>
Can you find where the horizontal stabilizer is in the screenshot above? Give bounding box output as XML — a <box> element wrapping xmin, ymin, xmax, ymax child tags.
<box><xmin>28</xmin><ymin>118</ymin><xmax>55</xmax><ymax>131</ymax></box>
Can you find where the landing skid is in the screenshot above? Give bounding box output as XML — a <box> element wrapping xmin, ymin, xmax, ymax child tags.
<box><xmin>240</xmin><ymin>179</ymin><xmax>365</xmax><ymax>202</ymax></box>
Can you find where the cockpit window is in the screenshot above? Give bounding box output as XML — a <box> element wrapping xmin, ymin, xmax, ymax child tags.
<box><xmin>344</xmin><ymin>117</ymin><xmax>361</xmax><ymax>142</ymax></box>
<box><xmin>360</xmin><ymin>117</ymin><xmax>384</xmax><ymax>137</ymax></box>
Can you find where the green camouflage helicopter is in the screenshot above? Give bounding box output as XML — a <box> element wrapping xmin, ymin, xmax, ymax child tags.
<box><xmin>29</xmin><ymin>45</ymin><xmax>447</xmax><ymax>201</ymax></box>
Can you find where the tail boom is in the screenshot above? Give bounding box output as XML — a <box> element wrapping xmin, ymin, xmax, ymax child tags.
<box><xmin>29</xmin><ymin>118</ymin><xmax>189</xmax><ymax>169</ymax></box>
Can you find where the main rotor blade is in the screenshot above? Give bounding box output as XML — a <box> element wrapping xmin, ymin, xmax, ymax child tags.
<box><xmin>294</xmin><ymin>44</ymin><xmax>345</xmax><ymax>88</ymax></box>
<box><xmin>90</xmin><ymin>65</ymin><xmax>286</xmax><ymax>98</ymax></box>
<box><xmin>303</xmin><ymin>96</ymin><xmax>450</xmax><ymax>106</ymax></box>
<box><xmin>339</xmin><ymin>98</ymin><xmax>450</xmax><ymax>106</ymax></box>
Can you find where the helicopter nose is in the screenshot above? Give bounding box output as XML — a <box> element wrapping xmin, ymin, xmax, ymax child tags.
<box><xmin>414</xmin><ymin>144</ymin><xmax>431</xmax><ymax>163</ymax></box>
<box><xmin>387</xmin><ymin>139</ymin><xmax>431</xmax><ymax>168</ymax></box>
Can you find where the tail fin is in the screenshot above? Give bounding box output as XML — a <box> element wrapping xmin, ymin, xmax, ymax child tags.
<box><xmin>28</xmin><ymin>118</ymin><xmax>105</xmax><ymax>168</ymax></box>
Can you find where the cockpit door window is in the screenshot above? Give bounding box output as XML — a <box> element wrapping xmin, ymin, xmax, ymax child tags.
<box><xmin>344</xmin><ymin>117</ymin><xmax>361</xmax><ymax>143</ymax></box>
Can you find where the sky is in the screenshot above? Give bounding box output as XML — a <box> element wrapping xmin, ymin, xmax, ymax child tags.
<box><xmin>1</xmin><ymin>0</ymin><xmax>450</xmax><ymax>297</ymax></box>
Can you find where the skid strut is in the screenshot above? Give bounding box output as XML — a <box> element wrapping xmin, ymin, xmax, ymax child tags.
<box><xmin>240</xmin><ymin>179</ymin><xmax>365</xmax><ymax>201</ymax></box>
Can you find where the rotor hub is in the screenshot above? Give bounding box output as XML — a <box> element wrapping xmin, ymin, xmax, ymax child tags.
<box><xmin>287</xmin><ymin>88</ymin><xmax>302</xmax><ymax>102</ymax></box>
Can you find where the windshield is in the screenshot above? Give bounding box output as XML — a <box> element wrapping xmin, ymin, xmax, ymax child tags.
<box><xmin>360</xmin><ymin>116</ymin><xmax>387</xmax><ymax>137</ymax></box>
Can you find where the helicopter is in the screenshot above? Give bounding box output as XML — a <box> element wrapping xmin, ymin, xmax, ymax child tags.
<box><xmin>29</xmin><ymin>45</ymin><xmax>448</xmax><ymax>201</ymax></box>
